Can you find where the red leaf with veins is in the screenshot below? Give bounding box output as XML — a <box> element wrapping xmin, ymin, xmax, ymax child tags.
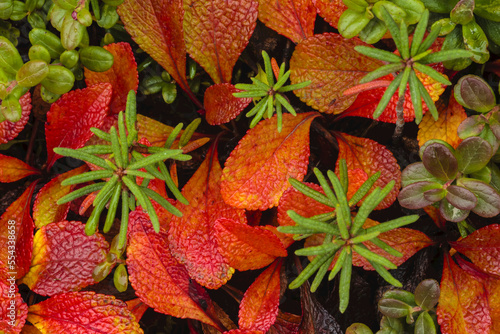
<box><xmin>45</xmin><ymin>83</ymin><xmax>112</xmax><ymax>169</ymax></box>
<box><xmin>0</xmin><ymin>269</ymin><xmax>28</xmax><ymax>333</ymax></box>
<box><xmin>0</xmin><ymin>92</ymin><xmax>31</xmax><ymax>144</ymax></box>
<box><xmin>0</xmin><ymin>153</ymin><xmax>40</xmax><ymax>183</ymax></box>
<box><xmin>183</xmin><ymin>0</ymin><xmax>258</xmax><ymax>84</ymax></box>
<box><xmin>312</xmin><ymin>0</ymin><xmax>346</xmax><ymax>29</ymax></box>
<box><xmin>205</xmin><ymin>83</ymin><xmax>251</xmax><ymax>125</ymax></box>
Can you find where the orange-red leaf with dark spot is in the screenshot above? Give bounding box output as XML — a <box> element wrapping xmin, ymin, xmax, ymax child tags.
<box><xmin>0</xmin><ymin>92</ymin><xmax>31</xmax><ymax>144</ymax></box>
<box><xmin>84</xmin><ymin>42</ymin><xmax>138</xmax><ymax>114</ymax></box>
<box><xmin>0</xmin><ymin>153</ymin><xmax>40</xmax><ymax>183</ymax></box>
<box><xmin>312</xmin><ymin>0</ymin><xmax>346</xmax><ymax>29</ymax></box>
<box><xmin>221</xmin><ymin>112</ymin><xmax>319</xmax><ymax>210</ymax></box>
<box><xmin>21</xmin><ymin>220</ymin><xmax>108</xmax><ymax>296</ymax></box>
<box><xmin>33</xmin><ymin>165</ymin><xmax>88</xmax><ymax>229</ymax></box>
<box><xmin>437</xmin><ymin>254</ymin><xmax>491</xmax><ymax>334</ymax></box>
<box><xmin>0</xmin><ymin>181</ymin><xmax>38</xmax><ymax>279</ymax></box>
<box><xmin>183</xmin><ymin>0</ymin><xmax>258</xmax><ymax>84</ymax></box>
<box><xmin>125</xmin><ymin>299</ymin><xmax>149</xmax><ymax>323</ymax></box>
<box><xmin>451</xmin><ymin>224</ymin><xmax>500</xmax><ymax>277</ymax></box>
<box><xmin>239</xmin><ymin>259</ymin><xmax>282</xmax><ymax>331</ymax></box>
<box><xmin>126</xmin><ymin>210</ymin><xmax>221</xmax><ymax>329</ymax></box>
<box><xmin>205</xmin><ymin>83</ymin><xmax>251</xmax><ymax>125</ymax></box>
<box><xmin>257</xmin><ymin>0</ymin><xmax>316</xmax><ymax>43</ymax></box>
<box><xmin>290</xmin><ymin>33</ymin><xmax>382</xmax><ymax>114</ymax></box>
<box><xmin>45</xmin><ymin>83</ymin><xmax>112</xmax><ymax>169</ymax></box>
<box><xmin>26</xmin><ymin>291</ymin><xmax>142</xmax><ymax>333</ymax></box>
<box><xmin>169</xmin><ymin>146</ymin><xmax>245</xmax><ymax>289</ymax></box>
<box><xmin>214</xmin><ymin>218</ymin><xmax>287</xmax><ymax>271</ymax></box>
<box><xmin>0</xmin><ymin>265</ymin><xmax>28</xmax><ymax>332</ymax></box>
<box><xmin>335</xmin><ymin>133</ymin><xmax>401</xmax><ymax>209</ymax></box>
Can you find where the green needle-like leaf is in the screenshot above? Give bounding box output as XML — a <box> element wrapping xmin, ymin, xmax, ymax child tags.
<box><xmin>371</xmin><ymin>237</ymin><xmax>402</xmax><ymax>257</ymax></box>
<box><xmin>338</xmin><ymin>160</ymin><xmax>348</xmax><ymax>195</ymax></box>
<box><xmin>413</xmin><ymin>63</ymin><xmax>451</xmax><ymax>85</ymax></box>
<box><xmin>399</xmin><ymin>21</ymin><xmax>409</xmax><ymax>60</ymax></box>
<box><xmin>179</xmin><ymin>118</ymin><xmax>200</xmax><ymax>148</ymax></box>
<box><xmin>127</xmin><ymin>149</ymin><xmax>185</xmax><ymax>170</ymax></box>
<box><xmin>85</xmin><ymin>183</ymin><xmax>115</xmax><ymax>236</ymax></box>
<box><xmin>352</xmin><ymin>244</ymin><xmax>397</xmax><ymax>269</ymax></box>
<box><xmin>158</xmin><ymin>162</ymin><xmax>188</xmax><ymax>204</ymax></box>
<box><xmin>273</xmin><ymin>70</ymin><xmax>291</xmax><ymax>91</ymax></box>
<box><xmin>277</xmin><ymin>225</ymin><xmax>317</xmax><ymax>235</ymax></box>
<box><xmin>53</xmin><ymin>147</ymin><xmax>110</xmax><ymax>170</ymax></box>
<box><xmin>311</xmin><ymin>260</ymin><xmax>331</xmax><ymax>292</ymax></box>
<box><xmin>416</xmin><ymin>77</ymin><xmax>438</xmax><ymax>120</ymax></box>
<box><xmin>359</xmin><ymin>63</ymin><xmax>405</xmax><ymax>84</ymax></box>
<box><xmin>110</xmin><ymin>126</ymin><xmax>124</xmax><ymax>168</ymax></box>
<box><xmin>250</xmin><ymin>98</ymin><xmax>269</xmax><ymax>128</ymax></box>
<box><xmin>370</xmin><ymin>260</ymin><xmax>402</xmax><ymax>287</ymax></box>
<box><xmin>125</xmin><ymin>90</ymin><xmax>137</xmax><ymax>139</ymax></box>
<box><xmin>246</xmin><ymin>95</ymin><xmax>268</xmax><ymax>118</ymax></box>
<box><xmin>348</xmin><ymin>171</ymin><xmax>380</xmax><ymax>207</ymax></box>
<box><xmin>416</xmin><ymin>25</ymin><xmax>440</xmax><ymax>55</ymax></box>
<box><xmin>125</xmin><ymin>169</ymin><xmax>156</xmax><ymax>179</ymax></box>
<box><xmin>93</xmin><ymin>175</ymin><xmax>119</xmax><ymax>207</ymax></box>
<box><xmin>329</xmin><ymin>246</ymin><xmax>347</xmax><ymax>281</ymax></box>
<box><xmin>328</xmin><ymin>170</ymin><xmax>350</xmax><ymax>238</ymax></box>
<box><xmin>295</xmin><ymin>240</ymin><xmax>345</xmax><ymax>256</ymax></box>
<box><xmin>398</xmin><ymin>66</ymin><xmax>411</xmax><ymax>98</ymax></box>
<box><xmin>118</xmin><ymin>189</ymin><xmax>129</xmax><ymax>250</ymax></box>
<box><xmin>141</xmin><ymin>186</ymin><xmax>182</xmax><ymax>217</ymax></box>
<box><xmin>411</xmin><ymin>9</ymin><xmax>429</xmax><ymax>57</ymax></box>
<box><xmin>251</xmin><ymin>77</ymin><xmax>272</xmax><ymax>91</ymax></box>
<box><xmin>314</xmin><ymin>168</ymin><xmax>338</xmax><ymax>206</ymax></box>
<box><xmin>349</xmin><ymin>231</ymin><xmax>380</xmax><ymax>244</ymax></box>
<box><xmin>61</xmin><ymin>169</ymin><xmax>114</xmax><ymax>186</ymax></box>
<box><xmin>408</xmin><ymin>69</ymin><xmax>423</xmax><ymax>124</ymax></box>
<box><xmin>287</xmin><ymin>210</ymin><xmax>340</xmax><ymax>235</ymax></box>
<box><xmin>352</xmin><ymin>187</ymin><xmax>382</xmax><ymax>235</ymax></box>
<box><xmin>365</xmin><ymin>215</ymin><xmax>419</xmax><ymax>234</ymax></box>
<box><xmin>278</xmin><ymin>62</ymin><xmax>286</xmax><ymax>78</ymax></box>
<box><xmin>262</xmin><ymin>51</ymin><xmax>274</xmax><ymax>87</ymax></box>
<box><xmin>289</xmin><ymin>177</ymin><xmax>335</xmax><ymax>207</ymax></box>
<box><xmin>234</xmin><ymin>83</ymin><xmax>267</xmax><ymax>91</ymax></box>
<box><xmin>57</xmin><ymin>182</ymin><xmax>106</xmax><ymax>205</ymax></box>
<box><xmin>103</xmin><ymin>183</ymin><xmax>122</xmax><ymax>233</ymax></box>
<box><xmin>91</xmin><ymin>127</ymin><xmax>111</xmax><ymax>142</ymax></box>
<box><xmin>164</xmin><ymin>123</ymin><xmax>183</xmax><ymax>149</ymax></box>
<box><xmin>77</xmin><ymin>145</ymin><xmax>114</xmax><ymax>154</ymax></box>
<box><xmin>289</xmin><ymin>251</ymin><xmax>335</xmax><ymax>289</ymax></box>
<box><xmin>339</xmin><ymin>249</ymin><xmax>353</xmax><ymax>313</ymax></box>
<box><xmin>354</xmin><ymin>46</ymin><xmax>403</xmax><ymax>63</ymax></box>
<box><xmin>122</xmin><ymin>175</ymin><xmax>160</xmax><ymax>232</ymax></box>
<box><xmin>373</xmin><ymin>72</ymin><xmax>403</xmax><ymax>119</ymax></box>
<box><xmin>233</xmin><ymin>91</ymin><xmax>269</xmax><ymax>98</ymax></box>
<box><xmin>277</xmin><ymin>80</ymin><xmax>311</xmax><ymax>92</ymax></box>
<box><xmin>266</xmin><ymin>94</ymin><xmax>274</xmax><ymax>119</ymax></box>
<box><xmin>117</xmin><ymin>112</ymin><xmax>129</xmax><ymax>167</ymax></box>
<box><xmin>276</xmin><ymin>101</ymin><xmax>283</xmax><ymax>133</ymax></box>
<box><xmin>380</xmin><ymin>7</ymin><xmax>402</xmax><ymax>54</ymax></box>
<box><xmin>275</xmin><ymin>93</ymin><xmax>296</xmax><ymax>116</ymax></box>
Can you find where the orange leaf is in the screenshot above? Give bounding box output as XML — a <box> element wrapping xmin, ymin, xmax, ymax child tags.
<box><xmin>0</xmin><ymin>266</ymin><xmax>28</xmax><ymax>333</ymax></box>
<box><xmin>0</xmin><ymin>92</ymin><xmax>31</xmax><ymax>144</ymax></box>
<box><xmin>450</xmin><ymin>224</ymin><xmax>500</xmax><ymax>277</ymax></box>
<box><xmin>45</xmin><ymin>83</ymin><xmax>112</xmax><ymax>169</ymax></box>
<box><xmin>290</xmin><ymin>33</ymin><xmax>382</xmax><ymax>114</ymax></box>
<box><xmin>27</xmin><ymin>291</ymin><xmax>142</xmax><ymax>333</ymax></box>
<box><xmin>183</xmin><ymin>0</ymin><xmax>258</xmax><ymax>84</ymax></box>
<box><xmin>487</xmin><ymin>278</ymin><xmax>500</xmax><ymax>332</ymax></box>
<box><xmin>125</xmin><ymin>298</ymin><xmax>149</xmax><ymax>323</ymax></box>
<box><xmin>238</xmin><ymin>259</ymin><xmax>282</xmax><ymax>332</ymax></box>
<box><xmin>136</xmin><ymin>114</ymin><xmax>176</xmax><ymax>147</ymax></box>
<box><xmin>0</xmin><ymin>154</ymin><xmax>40</xmax><ymax>183</ymax></box>
<box><xmin>205</xmin><ymin>83</ymin><xmax>252</xmax><ymax>125</ymax></box>
<box><xmin>214</xmin><ymin>218</ymin><xmax>287</xmax><ymax>271</ymax></box>
<box><xmin>32</xmin><ymin>165</ymin><xmax>88</xmax><ymax>228</ymax></box>
<box><xmin>126</xmin><ymin>210</ymin><xmax>221</xmax><ymax>329</ymax></box>
<box><xmin>312</xmin><ymin>0</ymin><xmax>346</xmax><ymax>29</ymax></box>
<box><xmin>221</xmin><ymin>112</ymin><xmax>319</xmax><ymax>210</ymax></box>
<box><xmin>169</xmin><ymin>146</ymin><xmax>245</xmax><ymax>289</ymax></box>
<box><xmin>335</xmin><ymin>133</ymin><xmax>401</xmax><ymax>209</ymax></box>
<box><xmin>118</xmin><ymin>0</ymin><xmax>192</xmax><ymax>96</ymax></box>
<box><xmin>418</xmin><ymin>94</ymin><xmax>466</xmax><ymax>149</ymax></box>
<box><xmin>437</xmin><ymin>254</ymin><xmax>491</xmax><ymax>334</ymax></box>
<box><xmin>84</xmin><ymin>42</ymin><xmax>139</xmax><ymax>114</ymax></box>
<box><xmin>423</xmin><ymin>205</ymin><xmax>446</xmax><ymax>230</ymax></box>
<box><xmin>21</xmin><ymin>220</ymin><xmax>109</xmax><ymax>296</ymax></box>
<box><xmin>257</xmin><ymin>0</ymin><xmax>316</xmax><ymax>43</ymax></box>
<box><xmin>0</xmin><ymin>181</ymin><xmax>38</xmax><ymax>279</ymax></box>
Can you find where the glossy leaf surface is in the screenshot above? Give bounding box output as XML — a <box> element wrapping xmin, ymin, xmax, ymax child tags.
<box><xmin>205</xmin><ymin>83</ymin><xmax>252</xmax><ymax>125</ymax></box>
<box><xmin>0</xmin><ymin>153</ymin><xmax>40</xmax><ymax>182</ymax></box>
<box><xmin>0</xmin><ymin>92</ymin><xmax>31</xmax><ymax>144</ymax></box>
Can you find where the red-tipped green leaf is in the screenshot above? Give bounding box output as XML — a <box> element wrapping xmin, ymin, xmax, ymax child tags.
<box><xmin>290</xmin><ymin>33</ymin><xmax>382</xmax><ymax>114</ymax></box>
<box><xmin>335</xmin><ymin>133</ymin><xmax>401</xmax><ymax>209</ymax></box>
<box><xmin>312</xmin><ymin>0</ymin><xmax>346</xmax><ymax>29</ymax></box>
<box><xmin>0</xmin><ymin>153</ymin><xmax>40</xmax><ymax>182</ymax></box>
<box><xmin>33</xmin><ymin>165</ymin><xmax>88</xmax><ymax>228</ymax></box>
<box><xmin>257</xmin><ymin>0</ymin><xmax>316</xmax><ymax>43</ymax></box>
<box><xmin>0</xmin><ymin>181</ymin><xmax>38</xmax><ymax>279</ymax></box>
<box><xmin>184</xmin><ymin>0</ymin><xmax>258</xmax><ymax>84</ymax></box>
<box><xmin>169</xmin><ymin>146</ymin><xmax>246</xmax><ymax>289</ymax></box>
<box><xmin>84</xmin><ymin>42</ymin><xmax>139</xmax><ymax>114</ymax></box>
<box><xmin>205</xmin><ymin>83</ymin><xmax>252</xmax><ymax>125</ymax></box>
<box><xmin>45</xmin><ymin>83</ymin><xmax>112</xmax><ymax>169</ymax></box>
<box><xmin>221</xmin><ymin>112</ymin><xmax>319</xmax><ymax>210</ymax></box>
<box><xmin>127</xmin><ymin>210</ymin><xmax>221</xmax><ymax>329</ymax></box>
<box><xmin>239</xmin><ymin>259</ymin><xmax>282</xmax><ymax>331</ymax></box>
<box><xmin>0</xmin><ymin>92</ymin><xmax>31</xmax><ymax>144</ymax></box>
<box><xmin>21</xmin><ymin>220</ymin><xmax>109</xmax><ymax>296</ymax></box>
<box><xmin>214</xmin><ymin>218</ymin><xmax>287</xmax><ymax>271</ymax></box>
<box><xmin>27</xmin><ymin>291</ymin><xmax>142</xmax><ymax>333</ymax></box>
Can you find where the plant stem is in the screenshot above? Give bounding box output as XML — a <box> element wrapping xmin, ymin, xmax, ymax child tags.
<box><xmin>392</xmin><ymin>93</ymin><xmax>406</xmax><ymax>144</ymax></box>
<box><xmin>25</xmin><ymin>118</ymin><xmax>39</xmax><ymax>166</ymax></box>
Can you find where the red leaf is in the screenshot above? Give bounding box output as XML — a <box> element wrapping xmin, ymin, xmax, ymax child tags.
<box><xmin>147</xmin><ymin>177</ymin><xmax>176</xmax><ymax>231</ymax></box>
<box><xmin>214</xmin><ymin>218</ymin><xmax>287</xmax><ymax>271</ymax></box>
<box><xmin>221</xmin><ymin>112</ymin><xmax>319</xmax><ymax>210</ymax></box>
<box><xmin>0</xmin><ymin>265</ymin><xmax>28</xmax><ymax>333</ymax></box>
<box><xmin>290</xmin><ymin>33</ymin><xmax>382</xmax><ymax>114</ymax></box>
<box><xmin>312</xmin><ymin>0</ymin><xmax>346</xmax><ymax>29</ymax></box>
<box><xmin>257</xmin><ymin>0</ymin><xmax>316</xmax><ymax>43</ymax></box>
<box><xmin>45</xmin><ymin>83</ymin><xmax>112</xmax><ymax>169</ymax></box>
<box><xmin>125</xmin><ymin>298</ymin><xmax>149</xmax><ymax>323</ymax></box>
<box><xmin>126</xmin><ymin>210</ymin><xmax>221</xmax><ymax>329</ymax></box>
<box><xmin>268</xmin><ymin>311</ymin><xmax>301</xmax><ymax>334</ymax></box>
<box><xmin>26</xmin><ymin>291</ymin><xmax>142</xmax><ymax>333</ymax></box>
<box><xmin>21</xmin><ymin>220</ymin><xmax>109</xmax><ymax>296</ymax></box>
<box><xmin>169</xmin><ymin>146</ymin><xmax>246</xmax><ymax>289</ymax></box>
<box><xmin>32</xmin><ymin>165</ymin><xmax>88</xmax><ymax>228</ymax></box>
<box><xmin>183</xmin><ymin>0</ymin><xmax>258</xmax><ymax>84</ymax></box>
<box><xmin>487</xmin><ymin>278</ymin><xmax>500</xmax><ymax>332</ymax></box>
<box><xmin>205</xmin><ymin>83</ymin><xmax>252</xmax><ymax>125</ymax></box>
<box><xmin>0</xmin><ymin>154</ymin><xmax>40</xmax><ymax>183</ymax></box>
<box><xmin>437</xmin><ymin>254</ymin><xmax>491</xmax><ymax>334</ymax></box>
<box><xmin>451</xmin><ymin>224</ymin><xmax>500</xmax><ymax>277</ymax></box>
<box><xmin>0</xmin><ymin>181</ymin><xmax>38</xmax><ymax>279</ymax></box>
<box><xmin>84</xmin><ymin>42</ymin><xmax>139</xmax><ymax>114</ymax></box>
<box><xmin>335</xmin><ymin>133</ymin><xmax>401</xmax><ymax>209</ymax></box>
<box><xmin>0</xmin><ymin>92</ymin><xmax>31</xmax><ymax>144</ymax></box>
<box><xmin>239</xmin><ymin>259</ymin><xmax>282</xmax><ymax>332</ymax></box>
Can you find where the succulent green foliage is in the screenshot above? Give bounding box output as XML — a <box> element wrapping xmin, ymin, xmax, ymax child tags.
<box><xmin>233</xmin><ymin>50</ymin><xmax>310</xmax><ymax>132</ymax></box>
<box><xmin>354</xmin><ymin>8</ymin><xmax>473</xmax><ymax>124</ymax></box>
<box><xmin>398</xmin><ymin>138</ymin><xmax>500</xmax><ymax>224</ymax></box>
<box><xmin>55</xmin><ymin>91</ymin><xmax>193</xmax><ymax>250</ymax></box>
<box><xmin>277</xmin><ymin>160</ymin><xmax>419</xmax><ymax>313</ymax></box>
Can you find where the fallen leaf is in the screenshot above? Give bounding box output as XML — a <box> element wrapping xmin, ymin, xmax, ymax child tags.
<box><xmin>205</xmin><ymin>83</ymin><xmax>251</xmax><ymax>125</ymax></box>
<box><xmin>221</xmin><ymin>112</ymin><xmax>319</xmax><ymax>210</ymax></box>
<box><xmin>0</xmin><ymin>153</ymin><xmax>40</xmax><ymax>183</ymax></box>
<box><xmin>184</xmin><ymin>0</ymin><xmax>258</xmax><ymax>84</ymax></box>
<box><xmin>0</xmin><ymin>92</ymin><xmax>31</xmax><ymax>144</ymax></box>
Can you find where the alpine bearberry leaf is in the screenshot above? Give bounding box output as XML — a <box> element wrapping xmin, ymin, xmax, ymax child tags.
<box><xmin>205</xmin><ymin>83</ymin><xmax>252</xmax><ymax>125</ymax></box>
<box><xmin>221</xmin><ymin>112</ymin><xmax>319</xmax><ymax>210</ymax></box>
<box><xmin>0</xmin><ymin>92</ymin><xmax>31</xmax><ymax>144</ymax></box>
<box><xmin>0</xmin><ymin>153</ymin><xmax>40</xmax><ymax>182</ymax></box>
<box><xmin>290</xmin><ymin>33</ymin><xmax>382</xmax><ymax>114</ymax></box>
<box><xmin>183</xmin><ymin>0</ymin><xmax>258</xmax><ymax>84</ymax></box>
<box><xmin>45</xmin><ymin>83</ymin><xmax>112</xmax><ymax>169</ymax></box>
<box><xmin>84</xmin><ymin>42</ymin><xmax>139</xmax><ymax>114</ymax></box>
<box><xmin>21</xmin><ymin>220</ymin><xmax>109</xmax><ymax>296</ymax></box>
<box><xmin>127</xmin><ymin>210</ymin><xmax>221</xmax><ymax>329</ymax></box>
<box><xmin>27</xmin><ymin>292</ymin><xmax>142</xmax><ymax>333</ymax></box>
<box><xmin>257</xmin><ymin>0</ymin><xmax>316</xmax><ymax>43</ymax></box>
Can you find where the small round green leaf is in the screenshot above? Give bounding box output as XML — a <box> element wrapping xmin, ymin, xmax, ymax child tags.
<box><xmin>455</xmin><ymin>136</ymin><xmax>493</xmax><ymax>174</ymax></box>
<box><xmin>378</xmin><ymin>298</ymin><xmax>412</xmax><ymax>318</ymax></box>
<box><xmin>415</xmin><ymin>311</ymin><xmax>437</xmax><ymax>334</ymax></box>
<box><xmin>422</xmin><ymin>142</ymin><xmax>458</xmax><ymax>181</ymax></box>
<box><xmin>41</xmin><ymin>65</ymin><xmax>75</xmax><ymax>95</ymax></box>
<box><xmin>79</xmin><ymin>46</ymin><xmax>114</xmax><ymax>72</ymax></box>
<box><xmin>454</xmin><ymin>75</ymin><xmax>496</xmax><ymax>113</ymax></box>
<box><xmin>16</xmin><ymin>59</ymin><xmax>49</xmax><ymax>87</ymax></box>
<box><xmin>445</xmin><ymin>185</ymin><xmax>477</xmax><ymax>210</ymax></box>
<box><xmin>414</xmin><ymin>278</ymin><xmax>440</xmax><ymax>310</ymax></box>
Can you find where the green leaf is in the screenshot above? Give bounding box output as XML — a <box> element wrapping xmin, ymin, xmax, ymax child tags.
<box><xmin>339</xmin><ymin>249</ymin><xmax>353</xmax><ymax>313</ymax></box>
<box><xmin>415</xmin><ymin>312</ymin><xmax>436</xmax><ymax>334</ymax></box>
<box><xmin>378</xmin><ymin>298</ymin><xmax>412</xmax><ymax>318</ymax></box>
<box><xmin>414</xmin><ymin>279</ymin><xmax>440</xmax><ymax>310</ymax></box>
<box><xmin>421</xmin><ymin>142</ymin><xmax>458</xmax><ymax>181</ymax></box>
<box><xmin>455</xmin><ymin>136</ymin><xmax>493</xmax><ymax>174</ymax></box>
<box><xmin>457</xmin><ymin>178</ymin><xmax>500</xmax><ymax>218</ymax></box>
<box><xmin>354</xmin><ymin>45</ymin><xmax>403</xmax><ymax>63</ymax></box>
